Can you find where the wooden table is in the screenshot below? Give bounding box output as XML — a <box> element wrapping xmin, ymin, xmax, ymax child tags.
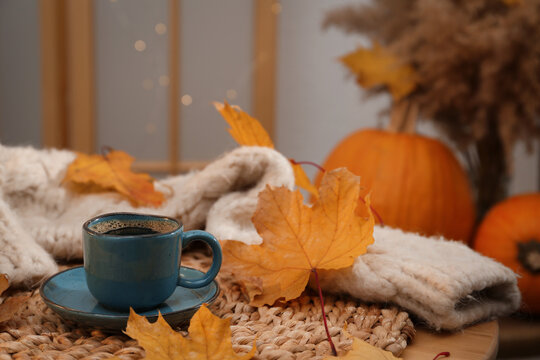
<box><xmin>403</xmin><ymin>321</ymin><xmax>498</xmax><ymax>360</ymax></box>
<box><xmin>498</xmin><ymin>316</ymin><xmax>540</xmax><ymax>358</ymax></box>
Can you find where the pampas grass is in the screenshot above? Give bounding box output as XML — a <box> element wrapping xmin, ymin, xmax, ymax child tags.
<box><xmin>325</xmin><ymin>0</ymin><xmax>540</xmax><ymax>215</ymax></box>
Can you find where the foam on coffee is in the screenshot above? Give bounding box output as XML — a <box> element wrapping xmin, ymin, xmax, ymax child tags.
<box><xmin>90</xmin><ymin>218</ymin><xmax>178</xmax><ymax>235</ymax></box>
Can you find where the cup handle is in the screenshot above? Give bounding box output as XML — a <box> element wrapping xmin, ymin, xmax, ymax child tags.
<box><xmin>178</xmin><ymin>230</ymin><xmax>222</xmax><ymax>288</ymax></box>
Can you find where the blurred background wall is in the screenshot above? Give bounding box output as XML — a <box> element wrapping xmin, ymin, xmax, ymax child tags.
<box><xmin>0</xmin><ymin>0</ymin><xmax>537</xmax><ymax>194</ymax></box>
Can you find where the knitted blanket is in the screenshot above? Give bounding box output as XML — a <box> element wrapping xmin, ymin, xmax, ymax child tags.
<box><xmin>0</xmin><ymin>144</ymin><xmax>520</xmax><ymax>331</ymax></box>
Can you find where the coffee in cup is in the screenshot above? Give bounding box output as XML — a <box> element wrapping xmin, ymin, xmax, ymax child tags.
<box><xmin>82</xmin><ymin>212</ymin><xmax>222</xmax><ymax>311</ymax></box>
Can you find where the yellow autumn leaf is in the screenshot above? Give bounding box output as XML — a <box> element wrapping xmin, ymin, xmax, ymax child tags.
<box><xmin>123</xmin><ymin>304</ymin><xmax>256</xmax><ymax>360</ymax></box>
<box><xmin>214</xmin><ymin>101</ymin><xmax>274</xmax><ymax>148</ymax></box>
<box><xmin>214</xmin><ymin>101</ymin><xmax>318</xmax><ymax>197</ymax></box>
<box><xmin>324</xmin><ymin>336</ymin><xmax>402</xmax><ymax>360</ymax></box>
<box><xmin>291</xmin><ymin>161</ymin><xmax>319</xmax><ymax>198</ymax></box>
<box><xmin>63</xmin><ymin>149</ymin><xmax>165</xmax><ymax>207</ymax></box>
<box><xmin>222</xmin><ymin>168</ymin><xmax>374</xmax><ymax>306</ymax></box>
<box><xmin>340</xmin><ymin>43</ymin><xmax>416</xmax><ymax>100</ymax></box>
<box><xmin>0</xmin><ymin>274</ymin><xmax>31</xmax><ymax>324</ymax></box>
<box><xmin>0</xmin><ymin>274</ymin><xmax>8</xmax><ymax>296</ymax></box>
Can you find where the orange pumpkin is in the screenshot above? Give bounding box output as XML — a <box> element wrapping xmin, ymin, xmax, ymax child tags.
<box><xmin>474</xmin><ymin>193</ymin><xmax>540</xmax><ymax>313</ymax></box>
<box><xmin>315</xmin><ymin>129</ymin><xmax>476</xmax><ymax>242</ymax></box>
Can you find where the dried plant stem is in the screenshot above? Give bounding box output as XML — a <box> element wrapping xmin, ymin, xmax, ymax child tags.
<box><xmin>471</xmin><ymin>122</ymin><xmax>509</xmax><ymax>219</ymax></box>
<box><xmin>387</xmin><ymin>100</ymin><xmax>417</xmax><ymax>134</ymax></box>
<box><xmin>312</xmin><ymin>268</ymin><xmax>338</xmax><ymax>356</ymax></box>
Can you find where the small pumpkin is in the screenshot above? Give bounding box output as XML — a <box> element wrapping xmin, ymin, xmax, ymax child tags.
<box><xmin>315</xmin><ymin>128</ymin><xmax>476</xmax><ymax>242</ymax></box>
<box><xmin>474</xmin><ymin>193</ymin><xmax>540</xmax><ymax>313</ymax></box>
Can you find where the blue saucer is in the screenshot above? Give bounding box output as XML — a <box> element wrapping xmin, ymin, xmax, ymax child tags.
<box><xmin>40</xmin><ymin>266</ymin><xmax>219</xmax><ymax>330</ymax></box>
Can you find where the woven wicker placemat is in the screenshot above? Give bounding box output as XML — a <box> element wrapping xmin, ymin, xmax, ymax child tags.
<box><xmin>0</xmin><ymin>252</ymin><xmax>415</xmax><ymax>359</ymax></box>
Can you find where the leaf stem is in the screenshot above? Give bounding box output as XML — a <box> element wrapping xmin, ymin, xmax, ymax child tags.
<box><xmin>433</xmin><ymin>352</ymin><xmax>450</xmax><ymax>360</ymax></box>
<box><xmin>358</xmin><ymin>196</ymin><xmax>384</xmax><ymax>226</ymax></box>
<box><xmin>290</xmin><ymin>159</ymin><xmax>327</xmax><ymax>174</ymax></box>
<box><xmin>311</xmin><ymin>268</ymin><xmax>338</xmax><ymax>356</ymax></box>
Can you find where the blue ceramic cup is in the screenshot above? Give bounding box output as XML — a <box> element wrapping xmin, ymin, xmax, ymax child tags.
<box><xmin>82</xmin><ymin>212</ymin><xmax>222</xmax><ymax>311</ymax></box>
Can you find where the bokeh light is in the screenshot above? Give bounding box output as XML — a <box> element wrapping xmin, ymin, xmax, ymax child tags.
<box><xmin>155</xmin><ymin>23</ymin><xmax>167</xmax><ymax>35</ymax></box>
<box><xmin>134</xmin><ymin>40</ymin><xmax>146</xmax><ymax>52</ymax></box>
<box><xmin>181</xmin><ymin>94</ymin><xmax>193</xmax><ymax>106</ymax></box>
<box><xmin>159</xmin><ymin>75</ymin><xmax>170</xmax><ymax>87</ymax></box>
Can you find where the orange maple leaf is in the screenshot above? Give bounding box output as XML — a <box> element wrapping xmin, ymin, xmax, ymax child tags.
<box><xmin>214</xmin><ymin>101</ymin><xmax>274</xmax><ymax>148</ymax></box>
<box><xmin>122</xmin><ymin>304</ymin><xmax>256</xmax><ymax>360</ymax></box>
<box><xmin>214</xmin><ymin>101</ymin><xmax>319</xmax><ymax>197</ymax></box>
<box><xmin>340</xmin><ymin>43</ymin><xmax>417</xmax><ymax>100</ymax></box>
<box><xmin>222</xmin><ymin>168</ymin><xmax>375</xmax><ymax>306</ymax></box>
<box><xmin>63</xmin><ymin>149</ymin><xmax>165</xmax><ymax>207</ymax></box>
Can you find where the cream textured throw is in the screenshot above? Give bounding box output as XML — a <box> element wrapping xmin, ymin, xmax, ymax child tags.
<box><xmin>317</xmin><ymin>226</ymin><xmax>521</xmax><ymax>330</ymax></box>
<box><xmin>0</xmin><ymin>144</ymin><xmax>520</xmax><ymax>331</ymax></box>
<box><xmin>0</xmin><ymin>145</ymin><xmax>293</xmax><ymax>286</ymax></box>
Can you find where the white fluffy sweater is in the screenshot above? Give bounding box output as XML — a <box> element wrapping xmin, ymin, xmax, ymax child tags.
<box><xmin>0</xmin><ymin>144</ymin><xmax>520</xmax><ymax>331</ymax></box>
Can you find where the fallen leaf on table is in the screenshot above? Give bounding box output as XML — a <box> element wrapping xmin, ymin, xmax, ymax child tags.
<box><xmin>323</xmin><ymin>336</ymin><xmax>402</xmax><ymax>360</ymax></box>
<box><xmin>0</xmin><ymin>295</ymin><xmax>31</xmax><ymax>323</ymax></box>
<box><xmin>340</xmin><ymin>42</ymin><xmax>417</xmax><ymax>100</ymax></box>
<box><xmin>123</xmin><ymin>304</ymin><xmax>256</xmax><ymax>360</ymax></box>
<box><xmin>214</xmin><ymin>101</ymin><xmax>318</xmax><ymax>197</ymax></box>
<box><xmin>0</xmin><ymin>274</ymin><xmax>31</xmax><ymax>323</ymax></box>
<box><xmin>63</xmin><ymin>149</ymin><xmax>165</xmax><ymax>207</ymax></box>
<box><xmin>222</xmin><ymin>167</ymin><xmax>375</xmax><ymax>306</ymax></box>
